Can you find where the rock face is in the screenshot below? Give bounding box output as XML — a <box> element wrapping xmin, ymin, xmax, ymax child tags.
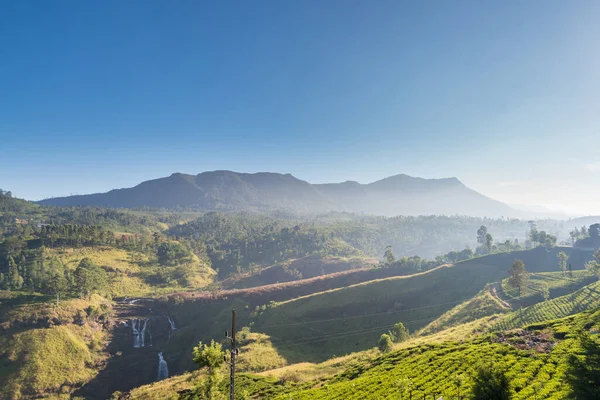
<box><xmin>39</xmin><ymin>171</ymin><xmax>515</xmax><ymax>217</ymax></box>
<box><xmin>73</xmin><ymin>300</ymin><xmax>178</xmax><ymax>400</ymax></box>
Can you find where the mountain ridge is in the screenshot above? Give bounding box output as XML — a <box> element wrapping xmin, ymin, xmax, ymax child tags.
<box><xmin>38</xmin><ymin>170</ymin><xmax>515</xmax><ymax>217</ymax></box>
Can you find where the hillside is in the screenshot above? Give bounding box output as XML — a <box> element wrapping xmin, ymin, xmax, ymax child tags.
<box><xmin>128</xmin><ymin>307</ymin><xmax>600</xmax><ymax>399</ymax></box>
<box><xmin>221</xmin><ymin>256</ymin><xmax>377</xmax><ymax>289</ymax></box>
<box><xmin>38</xmin><ymin>171</ymin><xmax>516</xmax><ymax>217</ymax></box>
<box><xmin>494</xmin><ymin>279</ymin><xmax>600</xmax><ymax>331</ymax></box>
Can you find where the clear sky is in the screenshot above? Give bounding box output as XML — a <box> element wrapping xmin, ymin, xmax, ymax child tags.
<box><xmin>1</xmin><ymin>1</ymin><xmax>599</xmax><ymax>215</ymax></box>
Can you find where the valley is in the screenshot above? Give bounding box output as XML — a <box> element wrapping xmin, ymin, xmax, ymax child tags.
<box><xmin>1</xmin><ymin>190</ymin><xmax>600</xmax><ymax>399</ymax></box>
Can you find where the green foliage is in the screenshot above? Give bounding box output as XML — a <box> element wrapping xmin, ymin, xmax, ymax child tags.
<box><xmin>471</xmin><ymin>364</ymin><xmax>511</xmax><ymax>400</ymax></box>
<box><xmin>193</xmin><ymin>340</ymin><xmax>225</xmax><ymax>373</ymax></box>
<box><xmin>73</xmin><ymin>258</ymin><xmax>109</xmax><ymax>297</ymax></box>
<box><xmin>558</xmin><ymin>251</ymin><xmax>569</xmax><ymax>275</ymax></box>
<box><xmin>565</xmin><ymin>330</ymin><xmax>600</xmax><ymax>399</ymax></box>
<box><xmin>157</xmin><ymin>241</ymin><xmax>191</xmax><ymax>266</ymax></box>
<box><xmin>0</xmin><ymin>311</ymin><xmax>108</xmax><ymax>399</ymax></box>
<box><xmin>389</xmin><ymin>322</ymin><xmax>409</xmax><ymax>343</ymax></box>
<box><xmin>377</xmin><ymin>333</ymin><xmax>393</xmax><ymax>353</ymax></box>
<box><xmin>508</xmin><ymin>260</ymin><xmax>527</xmax><ymax>297</ymax></box>
<box><xmin>384</xmin><ymin>245</ymin><xmax>395</xmax><ymax>265</ymax></box>
<box><xmin>192</xmin><ymin>340</ymin><xmax>226</xmax><ymax>400</ymax></box>
<box><xmin>494</xmin><ymin>280</ymin><xmax>600</xmax><ymax>330</ymax></box>
<box><xmin>169</xmin><ymin>212</ymin><xmax>361</xmax><ymax>278</ymax></box>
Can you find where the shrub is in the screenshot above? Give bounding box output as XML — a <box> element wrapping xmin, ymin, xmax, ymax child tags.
<box><xmin>377</xmin><ymin>334</ymin><xmax>393</xmax><ymax>353</ymax></box>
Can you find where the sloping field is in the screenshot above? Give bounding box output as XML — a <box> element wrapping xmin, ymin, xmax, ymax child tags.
<box><xmin>251</xmin><ymin>262</ymin><xmax>510</xmax><ymax>362</ymax></box>
<box><xmin>221</xmin><ymin>256</ymin><xmax>377</xmax><ymax>289</ymax></box>
<box><xmin>417</xmin><ymin>284</ymin><xmax>510</xmax><ymax>336</ymax></box>
<box><xmin>130</xmin><ymin>309</ymin><xmax>600</xmax><ymax>400</ymax></box>
<box><xmin>459</xmin><ymin>246</ymin><xmax>593</xmax><ymax>273</ymax></box>
<box><xmin>493</xmin><ymin>279</ymin><xmax>600</xmax><ymax>331</ymax></box>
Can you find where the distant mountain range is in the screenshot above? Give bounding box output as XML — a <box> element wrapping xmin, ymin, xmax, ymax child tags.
<box><xmin>38</xmin><ymin>171</ymin><xmax>517</xmax><ymax>217</ymax></box>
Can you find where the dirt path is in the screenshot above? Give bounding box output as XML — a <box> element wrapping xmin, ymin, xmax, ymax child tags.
<box><xmin>490</xmin><ymin>283</ymin><xmax>512</xmax><ymax>309</ymax></box>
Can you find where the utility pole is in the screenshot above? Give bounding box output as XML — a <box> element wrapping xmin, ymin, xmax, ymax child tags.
<box><xmin>227</xmin><ymin>309</ymin><xmax>237</xmax><ymax>400</ymax></box>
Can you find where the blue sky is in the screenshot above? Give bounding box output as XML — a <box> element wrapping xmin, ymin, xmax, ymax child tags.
<box><xmin>1</xmin><ymin>1</ymin><xmax>599</xmax><ymax>214</ymax></box>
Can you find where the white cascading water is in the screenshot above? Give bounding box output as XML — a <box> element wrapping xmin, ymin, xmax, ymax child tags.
<box><xmin>132</xmin><ymin>318</ymin><xmax>150</xmax><ymax>348</ymax></box>
<box><xmin>157</xmin><ymin>352</ymin><xmax>169</xmax><ymax>381</ymax></box>
<box><xmin>168</xmin><ymin>317</ymin><xmax>176</xmax><ymax>338</ymax></box>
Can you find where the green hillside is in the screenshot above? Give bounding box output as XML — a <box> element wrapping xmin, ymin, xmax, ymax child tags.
<box><xmin>459</xmin><ymin>246</ymin><xmax>594</xmax><ymax>273</ymax></box>
<box><xmin>417</xmin><ymin>284</ymin><xmax>510</xmax><ymax>336</ymax></box>
<box><xmin>221</xmin><ymin>255</ymin><xmax>377</xmax><ymax>289</ymax></box>
<box><xmin>494</xmin><ymin>279</ymin><xmax>600</xmax><ymax>331</ymax></box>
<box><xmin>129</xmin><ymin>307</ymin><xmax>600</xmax><ymax>400</ymax></box>
<box><xmin>250</xmin><ymin>262</ymin><xmax>509</xmax><ymax>362</ymax></box>
<box><xmin>0</xmin><ymin>295</ymin><xmax>112</xmax><ymax>399</ymax></box>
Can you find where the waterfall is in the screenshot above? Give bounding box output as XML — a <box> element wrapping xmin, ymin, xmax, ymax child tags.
<box><xmin>168</xmin><ymin>317</ymin><xmax>176</xmax><ymax>332</ymax></box>
<box><xmin>132</xmin><ymin>319</ymin><xmax>141</xmax><ymax>348</ymax></box>
<box><xmin>168</xmin><ymin>317</ymin><xmax>177</xmax><ymax>339</ymax></box>
<box><xmin>157</xmin><ymin>352</ymin><xmax>169</xmax><ymax>381</ymax></box>
<box><xmin>132</xmin><ymin>318</ymin><xmax>151</xmax><ymax>348</ymax></box>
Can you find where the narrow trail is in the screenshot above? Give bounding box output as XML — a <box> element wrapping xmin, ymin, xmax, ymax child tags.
<box><xmin>489</xmin><ymin>283</ymin><xmax>512</xmax><ymax>309</ymax></box>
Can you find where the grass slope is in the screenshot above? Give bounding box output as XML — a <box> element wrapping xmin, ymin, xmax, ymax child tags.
<box><xmin>0</xmin><ymin>296</ymin><xmax>111</xmax><ymax>399</ymax></box>
<box><xmin>47</xmin><ymin>246</ymin><xmax>215</xmax><ymax>297</ymax></box>
<box><xmin>222</xmin><ymin>256</ymin><xmax>377</xmax><ymax>289</ymax></box>
<box><xmin>459</xmin><ymin>246</ymin><xmax>594</xmax><ymax>273</ymax></box>
<box><xmin>251</xmin><ymin>262</ymin><xmax>509</xmax><ymax>362</ymax></box>
<box><xmin>417</xmin><ymin>284</ymin><xmax>510</xmax><ymax>336</ymax></box>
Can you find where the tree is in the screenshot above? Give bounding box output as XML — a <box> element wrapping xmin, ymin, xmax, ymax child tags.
<box><xmin>528</xmin><ymin>221</ymin><xmax>538</xmax><ymax>248</ymax></box>
<box><xmin>565</xmin><ymin>330</ymin><xmax>600</xmax><ymax>399</ymax></box>
<box><xmin>377</xmin><ymin>333</ymin><xmax>393</xmax><ymax>353</ymax></box>
<box><xmin>570</xmin><ymin>227</ymin><xmax>581</xmax><ymax>245</ymax></box>
<box><xmin>389</xmin><ymin>322</ymin><xmax>409</xmax><ymax>343</ymax></box>
<box><xmin>509</xmin><ymin>259</ymin><xmax>527</xmax><ymax>297</ymax></box>
<box><xmin>73</xmin><ymin>258</ymin><xmax>108</xmax><ymax>297</ymax></box>
<box><xmin>471</xmin><ymin>364</ymin><xmax>511</xmax><ymax>400</ymax></box>
<box><xmin>586</xmin><ymin>250</ymin><xmax>600</xmax><ymax>278</ymax></box>
<box><xmin>7</xmin><ymin>256</ymin><xmax>22</xmax><ymax>290</ymax></box>
<box><xmin>558</xmin><ymin>251</ymin><xmax>569</xmax><ymax>275</ymax></box>
<box><xmin>477</xmin><ymin>226</ymin><xmax>488</xmax><ymax>246</ymax></box>
<box><xmin>157</xmin><ymin>242</ymin><xmax>189</xmax><ymax>266</ymax></box>
<box><xmin>384</xmin><ymin>245</ymin><xmax>395</xmax><ymax>266</ymax></box>
<box><xmin>590</xmin><ymin>224</ymin><xmax>600</xmax><ymax>239</ymax></box>
<box><xmin>485</xmin><ymin>233</ymin><xmax>494</xmax><ymax>254</ymax></box>
<box><xmin>46</xmin><ymin>271</ymin><xmax>68</xmax><ymax>306</ymax></box>
<box><xmin>192</xmin><ymin>340</ymin><xmax>225</xmax><ymax>400</ymax></box>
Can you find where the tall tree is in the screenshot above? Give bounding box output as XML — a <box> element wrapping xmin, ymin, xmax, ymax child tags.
<box><xmin>7</xmin><ymin>256</ymin><xmax>22</xmax><ymax>290</ymax></box>
<box><xmin>46</xmin><ymin>271</ymin><xmax>68</xmax><ymax>306</ymax></box>
<box><xmin>509</xmin><ymin>259</ymin><xmax>527</xmax><ymax>297</ymax></box>
<box><xmin>384</xmin><ymin>245</ymin><xmax>396</xmax><ymax>266</ymax></box>
<box><xmin>485</xmin><ymin>233</ymin><xmax>494</xmax><ymax>254</ymax></box>
<box><xmin>477</xmin><ymin>225</ymin><xmax>488</xmax><ymax>246</ymax></box>
<box><xmin>558</xmin><ymin>251</ymin><xmax>569</xmax><ymax>275</ymax></box>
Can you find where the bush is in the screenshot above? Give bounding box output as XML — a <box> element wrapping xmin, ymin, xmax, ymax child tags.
<box><xmin>389</xmin><ymin>322</ymin><xmax>409</xmax><ymax>343</ymax></box>
<box><xmin>471</xmin><ymin>364</ymin><xmax>511</xmax><ymax>400</ymax></box>
<box><xmin>377</xmin><ymin>333</ymin><xmax>393</xmax><ymax>353</ymax></box>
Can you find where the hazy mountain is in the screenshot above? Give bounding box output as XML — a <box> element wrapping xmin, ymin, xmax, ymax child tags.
<box><xmin>39</xmin><ymin>171</ymin><xmax>515</xmax><ymax>217</ymax></box>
